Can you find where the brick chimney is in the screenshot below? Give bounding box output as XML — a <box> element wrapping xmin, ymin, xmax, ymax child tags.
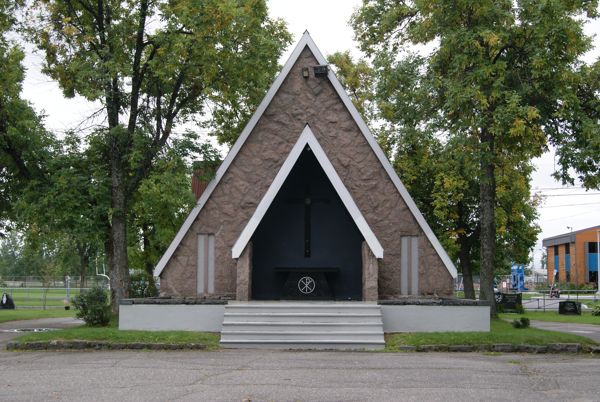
<box><xmin>192</xmin><ymin>169</ymin><xmax>210</xmax><ymax>200</ymax></box>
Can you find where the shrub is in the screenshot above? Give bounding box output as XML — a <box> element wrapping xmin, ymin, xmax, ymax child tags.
<box><xmin>129</xmin><ymin>271</ymin><xmax>158</xmax><ymax>298</ymax></box>
<box><xmin>592</xmin><ymin>305</ymin><xmax>600</xmax><ymax>317</ymax></box>
<box><xmin>73</xmin><ymin>286</ymin><xmax>111</xmax><ymax>326</ymax></box>
<box><xmin>511</xmin><ymin>317</ymin><xmax>530</xmax><ymax>329</ymax></box>
<box><xmin>515</xmin><ymin>304</ymin><xmax>525</xmax><ymax>314</ymax></box>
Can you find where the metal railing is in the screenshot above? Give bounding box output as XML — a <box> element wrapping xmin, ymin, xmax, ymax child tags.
<box><xmin>1</xmin><ymin>287</ymin><xmax>87</xmax><ymax>309</ymax></box>
<box><xmin>1</xmin><ymin>276</ymin><xmax>108</xmax><ymax>289</ymax></box>
<box><xmin>526</xmin><ymin>290</ymin><xmax>599</xmax><ymax>312</ymax></box>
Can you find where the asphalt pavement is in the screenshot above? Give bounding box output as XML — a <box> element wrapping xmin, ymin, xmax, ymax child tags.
<box><xmin>529</xmin><ymin>320</ymin><xmax>600</xmax><ymax>343</ymax></box>
<box><xmin>0</xmin><ymin>349</ymin><xmax>599</xmax><ymax>401</ymax></box>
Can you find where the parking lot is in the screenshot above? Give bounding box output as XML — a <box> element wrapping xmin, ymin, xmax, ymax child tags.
<box><xmin>1</xmin><ymin>349</ymin><xmax>599</xmax><ymax>401</ymax></box>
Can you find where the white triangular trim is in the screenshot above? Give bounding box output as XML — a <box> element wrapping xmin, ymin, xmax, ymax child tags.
<box><xmin>232</xmin><ymin>125</ymin><xmax>384</xmax><ymax>259</ymax></box>
<box><xmin>155</xmin><ymin>31</ymin><xmax>457</xmax><ymax>279</ymax></box>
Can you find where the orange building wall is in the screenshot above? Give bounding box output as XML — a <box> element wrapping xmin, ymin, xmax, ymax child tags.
<box><xmin>576</xmin><ymin>229</ymin><xmax>600</xmax><ymax>283</ymax></box>
<box><xmin>547</xmin><ymin>246</ymin><xmax>555</xmax><ymax>284</ymax></box>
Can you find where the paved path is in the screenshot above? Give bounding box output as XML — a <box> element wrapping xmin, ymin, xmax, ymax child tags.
<box><xmin>0</xmin><ymin>349</ymin><xmax>599</xmax><ymax>401</ymax></box>
<box><xmin>530</xmin><ymin>320</ymin><xmax>600</xmax><ymax>343</ymax></box>
<box><xmin>0</xmin><ymin>317</ymin><xmax>83</xmax><ymax>348</ymax></box>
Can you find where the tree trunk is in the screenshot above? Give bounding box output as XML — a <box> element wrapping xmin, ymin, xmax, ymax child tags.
<box><xmin>109</xmin><ymin>148</ymin><xmax>130</xmax><ymax>314</ymax></box>
<box><xmin>78</xmin><ymin>245</ymin><xmax>89</xmax><ymax>291</ymax></box>
<box><xmin>142</xmin><ymin>223</ymin><xmax>154</xmax><ymax>276</ymax></box>
<box><xmin>479</xmin><ymin>129</ymin><xmax>497</xmax><ymax>316</ymax></box>
<box><xmin>458</xmin><ymin>234</ymin><xmax>476</xmax><ymax>299</ymax></box>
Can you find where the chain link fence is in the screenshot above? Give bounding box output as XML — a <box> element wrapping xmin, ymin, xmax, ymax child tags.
<box><xmin>1</xmin><ymin>276</ymin><xmax>109</xmax><ymax>309</ymax></box>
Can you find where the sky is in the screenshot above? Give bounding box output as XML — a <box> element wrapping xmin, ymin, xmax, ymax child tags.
<box><xmin>20</xmin><ymin>0</ymin><xmax>600</xmax><ymax>271</ymax></box>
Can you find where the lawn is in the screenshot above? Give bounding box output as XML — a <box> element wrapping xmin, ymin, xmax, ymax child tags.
<box><xmin>14</xmin><ymin>325</ymin><xmax>221</xmax><ymax>350</ymax></box>
<box><xmin>500</xmin><ymin>311</ymin><xmax>600</xmax><ymax>325</ymax></box>
<box><xmin>385</xmin><ymin>319</ymin><xmax>597</xmax><ymax>351</ymax></box>
<box><xmin>0</xmin><ymin>309</ymin><xmax>76</xmax><ymax>323</ymax></box>
<box><xmin>2</xmin><ymin>288</ymin><xmax>82</xmax><ymax>308</ymax></box>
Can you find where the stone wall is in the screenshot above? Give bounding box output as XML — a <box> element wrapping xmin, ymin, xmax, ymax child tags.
<box><xmin>160</xmin><ymin>46</ymin><xmax>453</xmax><ymax>298</ymax></box>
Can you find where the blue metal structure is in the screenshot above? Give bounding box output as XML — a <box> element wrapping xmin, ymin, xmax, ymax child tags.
<box><xmin>510</xmin><ymin>264</ymin><xmax>528</xmax><ymax>291</ymax></box>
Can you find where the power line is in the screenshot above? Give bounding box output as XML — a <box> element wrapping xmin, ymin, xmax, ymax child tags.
<box><xmin>541</xmin><ymin>210</ymin><xmax>598</xmax><ymax>222</ymax></box>
<box><xmin>539</xmin><ymin>201</ymin><xmax>600</xmax><ymax>208</ymax></box>
<box><xmin>531</xmin><ymin>186</ymin><xmax>585</xmax><ymax>190</ymax></box>
<box><xmin>540</xmin><ymin>193</ymin><xmax>600</xmax><ymax>197</ymax></box>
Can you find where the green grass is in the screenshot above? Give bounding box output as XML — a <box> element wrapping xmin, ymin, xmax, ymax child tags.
<box><xmin>2</xmin><ymin>288</ymin><xmax>83</xmax><ymax>307</ymax></box>
<box><xmin>0</xmin><ymin>309</ymin><xmax>76</xmax><ymax>323</ymax></box>
<box><xmin>500</xmin><ymin>311</ymin><xmax>600</xmax><ymax>325</ymax></box>
<box><xmin>14</xmin><ymin>325</ymin><xmax>221</xmax><ymax>350</ymax></box>
<box><xmin>520</xmin><ymin>292</ymin><xmax>542</xmax><ymax>301</ymax></box>
<box><xmin>385</xmin><ymin>319</ymin><xmax>597</xmax><ymax>351</ymax></box>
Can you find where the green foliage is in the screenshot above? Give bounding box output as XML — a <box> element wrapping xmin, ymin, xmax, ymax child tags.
<box><xmin>24</xmin><ymin>0</ymin><xmax>291</xmax><ymax>307</ymax></box>
<box><xmin>511</xmin><ymin>317</ymin><xmax>530</xmax><ymax>329</ymax></box>
<box><xmin>592</xmin><ymin>305</ymin><xmax>600</xmax><ymax>317</ymax></box>
<box><xmin>128</xmin><ymin>148</ymin><xmax>196</xmax><ymax>275</ymax></box>
<box><xmin>0</xmin><ymin>0</ymin><xmax>55</xmax><ymax>238</ymax></box>
<box><xmin>330</xmin><ymin>40</ymin><xmax>540</xmax><ymax>297</ymax></box>
<box><xmin>327</xmin><ymin>51</ymin><xmax>376</xmax><ymax>123</ymax></box>
<box><xmin>129</xmin><ymin>271</ymin><xmax>158</xmax><ymax>298</ymax></box>
<box><xmin>515</xmin><ymin>304</ymin><xmax>525</xmax><ymax>315</ymax></box>
<box><xmin>351</xmin><ymin>0</ymin><xmax>600</xmax><ymax>310</ymax></box>
<box><xmin>352</xmin><ymin>0</ymin><xmax>600</xmax><ymax>188</ymax></box>
<box><xmin>72</xmin><ymin>287</ymin><xmax>111</xmax><ymax>326</ymax></box>
<box><xmin>558</xmin><ymin>282</ymin><xmax>599</xmax><ymax>291</ymax></box>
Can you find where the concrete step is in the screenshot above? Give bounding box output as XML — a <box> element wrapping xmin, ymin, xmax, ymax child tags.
<box><xmin>223</xmin><ymin>312</ymin><xmax>383</xmax><ymax>324</ymax></box>
<box><xmin>219</xmin><ymin>340</ymin><xmax>385</xmax><ymax>350</ymax></box>
<box><xmin>220</xmin><ymin>302</ymin><xmax>385</xmax><ymax>350</ymax></box>
<box><xmin>221</xmin><ymin>330</ymin><xmax>384</xmax><ymax>342</ymax></box>
<box><xmin>222</xmin><ymin>321</ymin><xmax>382</xmax><ymax>332</ymax></box>
<box><xmin>225</xmin><ymin>303</ymin><xmax>379</xmax><ymax>315</ymax></box>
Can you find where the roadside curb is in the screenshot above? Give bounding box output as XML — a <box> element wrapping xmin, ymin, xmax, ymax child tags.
<box><xmin>6</xmin><ymin>340</ymin><xmax>600</xmax><ymax>354</ymax></box>
<box><xmin>6</xmin><ymin>340</ymin><xmax>207</xmax><ymax>351</ymax></box>
<box><xmin>409</xmin><ymin>343</ymin><xmax>600</xmax><ymax>354</ymax></box>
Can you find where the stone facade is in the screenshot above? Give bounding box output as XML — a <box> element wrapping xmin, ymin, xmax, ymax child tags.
<box><xmin>361</xmin><ymin>242</ymin><xmax>379</xmax><ymax>301</ymax></box>
<box><xmin>235</xmin><ymin>243</ymin><xmax>252</xmax><ymax>301</ymax></box>
<box><xmin>159</xmin><ymin>46</ymin><xmax>454</xmax><ymax>299</ymax></box>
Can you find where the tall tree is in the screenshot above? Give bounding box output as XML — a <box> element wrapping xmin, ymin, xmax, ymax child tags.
<box><xmin>352</xmin><ymin>0</ymin><xmax>599</xmax><ymax>314</ymax></box>
<box><xmin>330</xmin><ymin>50</ymin><xmax>540</xmax><ymax>300</ymax></box>
<box><xmin>0</xmin><ymin>0</ymin><xmax>53</xmax><ymax>237</ymax></box>
<box><xmin>27</xmin><ymin>0</ymin><xmax>291</xmax><ymax>309</ymax></box>
<box><xmin>16</xmin><ymin>131</ymin><xmax>110</xmax><ymax>288</ymax></box>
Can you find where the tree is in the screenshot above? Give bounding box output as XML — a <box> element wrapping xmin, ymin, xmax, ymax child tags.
<box><xmin>0</xmin><ymin>0</ymin><xmax>53</xmax><ymax>238</ymax></box>
<box><xmin>352</xmin><ymin>0</ymin><xmax>599</xmax><ymax>314</ymax></box>
<box><xmin>329</xmin><ymin>49</ymin><xmax>540</xmax><ymax>300</ymax></box>
<box><xmin>128</xmin><ymin>135</ymin><xmax>207</xmax><ymax>276</ymax></box>
<box><xmin>15</xmin><ymin>131</ymin><xmax>110</xmax><ymax>289</ymax></box>
<box><xmin>327</xmin><ymin>51</ymin><xmax>376</xmax><ymax>124</ymax></box>
<box><xmin>27</xmin><ymin>0</ymin><xmax>291</xmax><ymax>309</ymax></box>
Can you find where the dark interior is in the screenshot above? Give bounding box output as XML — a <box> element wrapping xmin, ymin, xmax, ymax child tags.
<box><xmin>251</xmin><ymin>146</ymin><xmax>364</xmax><ymax>300</ymax></box>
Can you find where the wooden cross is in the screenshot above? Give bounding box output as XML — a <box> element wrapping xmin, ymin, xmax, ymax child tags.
<box><xmin>287</xmin><ymin>184</ymin><xmax>329</xmax><ymax>257</ymax></box>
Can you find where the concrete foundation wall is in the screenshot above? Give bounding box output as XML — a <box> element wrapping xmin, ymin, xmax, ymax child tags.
<box><xmin>119</xmin><ymin>304</ymin><xmax>225</xmax><ymax>332</ymax></box>
<box><xmin>120</xmin><ymin>303</ymin><xmax>489</xmax><ymax>333</ymax></box>
<box><xmin>381</xmin><ymin>305</ymin><xmax>490</xmax><ymax>332</ymax></box>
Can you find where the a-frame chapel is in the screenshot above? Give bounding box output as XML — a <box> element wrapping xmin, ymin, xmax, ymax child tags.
<box><xmin>153</xmin><ymin>32</ymin><xmax>457</xmax><ymax>303</ymax></box>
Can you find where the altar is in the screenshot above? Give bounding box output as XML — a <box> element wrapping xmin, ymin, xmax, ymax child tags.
<box><xmin>275</xmin><ymin>267</ymin><xmax>340</xmax><ymax>300</ymax></box>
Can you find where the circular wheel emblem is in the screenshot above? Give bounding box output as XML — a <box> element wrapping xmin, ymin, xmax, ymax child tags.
<box><xmin>298</xmin><ymin>276</ymin><xmax>316</xmax><ymax>294</ymax></box>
